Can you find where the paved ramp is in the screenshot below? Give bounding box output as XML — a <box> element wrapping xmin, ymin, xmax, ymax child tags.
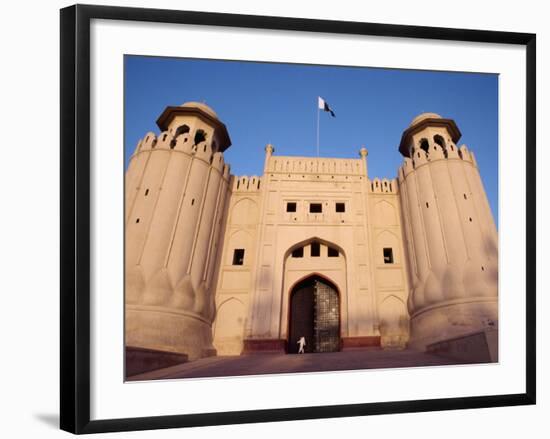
<box><xmin>128</xmin><ymin>349</ymin><xmax>490</xmax><ymax>381</ymax></box>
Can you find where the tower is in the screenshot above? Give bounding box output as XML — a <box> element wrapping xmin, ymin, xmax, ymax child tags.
<box><xmin>397</xmin><ymin>113</ymin><xmax>498</xmax><ymax>350</ymax></box>
<box><xmin>125</xmin><ymin>102</ymin><xmax>231</xmax><ymax>363</ymax></box>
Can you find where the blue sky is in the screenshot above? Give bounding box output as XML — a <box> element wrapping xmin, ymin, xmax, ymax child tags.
<box><xmin>125</xmin><ymin>56</ymin><xmax>498</xmax><ymax>223</ymax></box>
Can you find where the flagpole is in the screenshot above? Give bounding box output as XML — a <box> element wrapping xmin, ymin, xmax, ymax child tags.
<box><xmin>316</xmin><ymin>106</ymin><xmax>320</xmax><ymax>157</ymax></box>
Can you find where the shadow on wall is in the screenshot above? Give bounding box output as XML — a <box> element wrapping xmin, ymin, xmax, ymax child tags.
<box><xmin>249</xmin><ymin>265</ymin><xmax>273</xmax><ymax>339</ymax></box>
<box><xmin>379</xmin><ymin>295</ymin><xmax>409</xmax><ymax>349</ymax></box>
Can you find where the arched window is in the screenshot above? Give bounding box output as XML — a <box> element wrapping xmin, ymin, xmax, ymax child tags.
<box><xmin>174</xmin><ymin>124</ymin><xmax>190</xmax><ymax>136</ymax></box>
<box><xmin>434</xmin><ymin>135</ymin><xmax>448</xmax><ymax>157</ymax></box>
<box><xmin>310</xmin><ymin>241</ymin><xmax>321</xmax><ymax>257</ymax></box>
<box><xmin>419</xmin><ymin>138</ymin><xmax>429</xmax><ymax>154</ymax></box>
<box><xmin>194</xmin><ymin>129</ymin><xmax>207</xmax><ymax>145</ymax></box>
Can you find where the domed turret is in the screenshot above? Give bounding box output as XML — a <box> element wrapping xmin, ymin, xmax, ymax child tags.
<box><xmin>156</xmin><ymin>101</ymin><xmax>231</xmax><ymax>153</ymax></box>
<box><xmin>399</xmin><ymin>112</ymin><xmax>461</xmax><ymax>158</ymax></box>
<box><xmin>179</xmin><ymin>101</ymin><xmax>219</xmax><ymax>119</ymax></box>
<box><xmin>409</xmin><ymin>112</ymin><xmax>442</xmax><ymax>127</ymax></box>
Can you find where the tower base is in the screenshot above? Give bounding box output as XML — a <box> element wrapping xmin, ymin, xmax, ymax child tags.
<box><xmin>125</xmin><ymin>346</ymin><xmax>188</xmax><ymax>378</ymax></box>
<box><xmin>426</xmin><ymin>327</ymin><xmax>498</xmax><ymax>363</ymax></box>
<box><xmin>125</xmin><ymin>306</ymin><xmax>216</xmax><ymax>361</ymax></box>
<box><xmin>408</xmin><ymin>298</ymin><xmax>498</xmax><ymax>352</ymax></box>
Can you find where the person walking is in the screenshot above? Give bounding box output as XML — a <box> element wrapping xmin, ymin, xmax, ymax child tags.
<box><xmin>297</xmin><ymin>336</ymin><xmax>306</xmax><ymax>354</ymax></box>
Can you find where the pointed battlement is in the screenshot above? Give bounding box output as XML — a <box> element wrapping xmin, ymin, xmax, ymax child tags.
<box><xmin>398</xmin><ymin>142</ymin><xmax>477</xmax><ymax>176</ymax></box>
<box><xmin>370</xmin><ymin>177</ymin><xmax>398</xmax><ymax>194</ymax></box>
<box><xmin>131</xmin><ymin>127</ymin><xmax>232</xmax><ymax>179</ymax></box>
<box><xmin>231</xmin><ymin>175</ymin><xmax>262</xmax><ymax>192</ymax></box>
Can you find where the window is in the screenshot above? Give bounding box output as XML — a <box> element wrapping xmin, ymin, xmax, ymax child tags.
<box><xmin>419</xmin><ymin>138</ymin><xmax>430</xmax><ymax>154</ymax></box>
<box><xmin>232</xmin><ymin>249</ymin><xmax>245</xmax><ymax>265</ymax></box>
<box><xmin>286</xmin><ymin>202</ymin><xmax>297</xmax><ymax>212</ymax></box>
<box><xmin>309</xmin><ymin>203</ymin><xmax>322</xmax><ymax>213</ymax></box>
<box><xmin>383</xmin><ymin>248</ymin><xmax>394</xmax><ymax>264</ymax></box>
<box><xmin>328</xmin><ymin>247</ymin><xmax>339</xmax><ymax>257</ymax></box>
<box><xmin>310</xmin><ymin>242</ymin><xmax>321</xmax><ymax>257</ymax></box>
<box><xmin>291</xmin><ymin>247</ymin><xmax>304</xmax><ymax>258</ymax></box>
<box><xmin>194</xmin><ymin>129</ymin><xmax>207</xmax><ymax>145</ymax></box>
<box><xmin>335</xmin><ymin>202</ymin><xmax>345</xmax><ymax>213</ymax></box>
<box><xmin>144</xmin><ymin>188</ymin><xmax>149</xmax><ymax>196</ymax></box>
<box><xmin>434</xmin><ymin>135</ymin><xmax>448</xmax><ymax>157</ymax></box>
<box><xmin>174</xmin><ymin>124</ymin><xmax>190</xmax><ymax>136</ymax></box>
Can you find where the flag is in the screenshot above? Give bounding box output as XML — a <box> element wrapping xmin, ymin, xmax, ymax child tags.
<box><xmin>318</xmin><ymin>97</ymin><xmax>335</xmax><ymax>117</ymax></box>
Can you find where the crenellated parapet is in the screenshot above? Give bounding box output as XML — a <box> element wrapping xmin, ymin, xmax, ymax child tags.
<box><xmin>398</xmin><ymin>143</ymin><xmax>477</xmax><ymax>183</ymax></box>
<box><xmin>154</xmin><ymin>131</ymin><xmax>176</xmax><ymax>150</ymax></box>
<box><xmin>135</xmin><ymin>131</ymin><xmax>157</xmax><ymax>153</ymax></box>
<box><xmin>130</xmin><ymin>128</ymin><xmax>231</xmax><ymax>180</ymax></box>
<box><xmin>231</xmin><ymin>175</ymin><xmax>262</xmax><ymax>192</ymax></box>
<box><xmin>459</xmin><ymin>144</ymin><xmax>477</xmax><ymax>166</ymax></box>
<box><xmin>369</xmin><ymin>177</ymin><xmax>398</xmax><ymax>194</ymax></box>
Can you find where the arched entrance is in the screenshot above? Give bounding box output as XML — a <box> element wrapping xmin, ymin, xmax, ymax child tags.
<box><xmin>288</xmin><ymin>275</ymin><xmax>340</xmax><ymax>354</ymax></box>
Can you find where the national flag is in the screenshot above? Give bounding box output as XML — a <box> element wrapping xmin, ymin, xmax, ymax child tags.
<box><xmin>318</xmin><ymin>97</ymin><xmax>335</xmax><ymax>117</ymax></box>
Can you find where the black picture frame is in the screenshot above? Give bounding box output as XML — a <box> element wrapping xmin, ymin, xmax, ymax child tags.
<box><xmin>60</xmin><ymin>4</ymin><xmax>536</xmax><ymax>434</ymax></box>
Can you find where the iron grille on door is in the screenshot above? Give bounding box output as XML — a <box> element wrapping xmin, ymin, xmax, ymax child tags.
<box><xmin>313</xmin><ymin>280</ymin><xmax>340</xmax><ymax>352</ymax></box>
